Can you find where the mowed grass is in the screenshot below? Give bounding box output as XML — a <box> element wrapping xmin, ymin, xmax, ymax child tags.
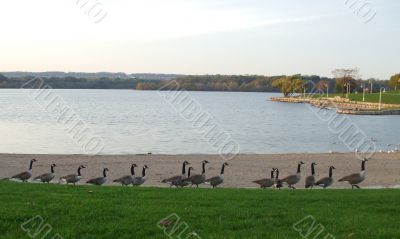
<box><xmin>314</xmin><ymin>91</ymin><xmax>400</xmax><ymax>105</ymax></box>
<box><xmin>0</xmin><ymin>181</ymin><xmax>399</xmax><ymax>239</ymax></box>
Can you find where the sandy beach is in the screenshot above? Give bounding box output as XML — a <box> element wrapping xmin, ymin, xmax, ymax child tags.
<box><xmin>1</xmin><ymin>153</ymin><xmax>399</xmax><ymax>189</ymax></box>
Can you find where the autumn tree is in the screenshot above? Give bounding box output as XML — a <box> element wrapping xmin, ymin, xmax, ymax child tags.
<box><xmin>389</xmin><ymin>74</ymin><xmax>400</xmax><ymax>90</ymax></box>
<box><xmin>332</xmin><ymin>68</ymin><xmax>360</xmax><ymax>96</ymax></box>
<box><xmin>272</xmin><ymin>75</ymin><xmax>304</xmax><ymax>97</ymax></box>
<box><xmin>316</xmin><ymin>80</ymin><xmax>328</xmax><ymax>92</ymax></box>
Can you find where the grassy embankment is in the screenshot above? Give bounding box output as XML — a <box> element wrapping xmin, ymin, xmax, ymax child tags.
<box><xmin>0</xmin><ymin>181</ymin><xmax>399</xmax><ymax>239</ymax></box>
<box><xmin>313</xmin><ymin>91</ymin><xmax>400</xmax><ymax>105</ymax></box>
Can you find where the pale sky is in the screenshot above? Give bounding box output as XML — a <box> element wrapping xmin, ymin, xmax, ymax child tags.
<box><xmin>0</xmin><ymin>0</ymin><xmax>399</xmax><ymax>79</ymax></box>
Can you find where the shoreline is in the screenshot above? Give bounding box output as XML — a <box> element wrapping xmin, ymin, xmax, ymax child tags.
<box><xmin>1</xmin><ymin>153</ymin><xmax>399</xmax><ymax>189</ymax></box>
<box><xmin>270</xmin><ymin>96</ymin><xmax>400</xmax><ymax>115</ymax></box>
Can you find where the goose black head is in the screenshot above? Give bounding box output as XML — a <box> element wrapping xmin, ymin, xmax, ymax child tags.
<box><xmin>299</xmin><ymin>161</ymin><xmax>305</xmax><ymax>165</ymax></box>
<box><xmin>223</xmin><ymin>162</ymin><xmax>229</xmax><ymax>166</ymax></box>
<box><xmin>144</xmin><ymin>165</ymin><xmax>149</xmax><ymax>169</ymax></box>
<box><xmin>203</xmin><ymin>160</ymin><xmax>210</xmax><ymax>164</ymax></box>
<box><xmin>363</xmin><ymin>158</ymin><xmax>369</xmax><ymax>162</ymax></box>
<box><xmin>311</xmin><ymin>162</ymin><xmax>317</xmax><ymax>166</ymax></box>
<box><xmin>132</xmin><ymin>163</ymin><xmax>138</xmax><ymax>167</ymax></box>
<box><xmin>183</xmin><ymin>161</ymin><xmax>190</xmax><ymax>165</ymax></box>
<box><xmin>104</xmin><ymin>168</ymin><xmax>109</xmax><ymax>172</ymax></box>
<box><xmin>80</xmin><ymin>165</ymin><xmax>86</xmax><ymax>169</ymax></box>
<box><xmin>31</xmin><ymin>159</ymin><xmax>37</xmax><ymax>162</ymax></box>
<box><xmin>51</xmin><ymin>164</ymin><xmax>57</xmax><ymax>167</ymax></box>
<box><xmin>330</xmin><ymin>166</ymin><xmax>336</xmax><ymax>170</ymax></box>
<box><xmin>188</xmin><ymin>167</ymin><xmax>194</xmax><ymax>170</ymax></box>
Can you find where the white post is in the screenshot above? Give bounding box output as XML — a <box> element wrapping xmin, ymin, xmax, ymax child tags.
<box><xmin>370</xmin><ymin>81</ymin><xmax>373</xmax><ymax>93</ymax></box>
<box><xmin>326</xmin><ymin>84</ymin><xmax>329</xmax><ymax>98</ymax></box>
<box><xmin>379</xmin><ymin>87</ymin><xmax>384</xmax><ymax>111</ymax></box>
<box><xmin>362</xmin><ymin>84</ymin><xmax>365</xmax><ymax>102</ymax></box>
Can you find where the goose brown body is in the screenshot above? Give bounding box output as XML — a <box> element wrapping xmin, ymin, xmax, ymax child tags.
<box><xmin>185</xmin><ymin>160</ymin><xmax>209</xmax><ymax>187</ymax></box>
<box><xmin>253</xmin><ymin>168</ymin><xmax>275</xmax><ymax>189</ymax></box>
<box><xmin>60</xmin><ymin>165</ymin><xmax>85</xmax><ymax>185</ymax></box>
<box><xmin>338</xmin><ymin>159</ymin><xmax>367</xmax><ymax>189</ymax></box>
<box><xmin>34</xmin><ymin>164</ymin><xmax>56</xmax><ymax>183</ymax></box>
<box><xmin>206</xmin><ymin>162</ymin><xmax>228</xmax><ymax>188</ymax></box>
<box><xmin>87</xmin><ymin>168</ymin><xmax>109</xmax><ymax>186</ymax></box>
<box><xmin>10</xmin><ymin>159</ymin><xmax>37</xmax><ymax>182</ymax></box>
<box><xmin>305</xmin><ymin>163</ymin><xmax>317</xmax><ymax>189</ymax></box>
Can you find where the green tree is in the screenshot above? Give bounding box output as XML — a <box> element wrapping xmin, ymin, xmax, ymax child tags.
<box><xmin>272</xmin><ymin>75</ymin><xmax>304</xmax><ymax>97</ymax></box>
<box><xmin>389</xmin><ymin>74</ymin><xmax>400</xmax><ymax>90</ymax></box>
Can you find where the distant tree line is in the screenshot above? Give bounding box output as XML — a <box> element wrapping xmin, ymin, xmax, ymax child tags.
<box><xmin>0</xmin><ymin>73</ymin><xmax>394</xmax><ymax>93</ymax></box>
<box><xmin>138</xmin><ymin>75</ymin><xmax>334</xmax><ymax>92</ymax></box>
<box><xmin>0</xmin><ymin>74</ymin><xmax>159</xmax><ymax>89</ymax></box>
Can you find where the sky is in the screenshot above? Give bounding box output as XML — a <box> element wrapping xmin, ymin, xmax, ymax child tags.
<box><xmin>0</xmin><ymin>0</ymin><xmax>399</xmax><ymax>79</ymax></box>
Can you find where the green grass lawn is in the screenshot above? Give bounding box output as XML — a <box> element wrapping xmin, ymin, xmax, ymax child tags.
<box><xmin>0</xmin><ymin>181</ymin><xmax>399</xmax><ymax>239</ymax></box>
<box><xmin>313</xmin><ymin>91</ymin><xmax>400</xmax><ymax>105</ymax></box>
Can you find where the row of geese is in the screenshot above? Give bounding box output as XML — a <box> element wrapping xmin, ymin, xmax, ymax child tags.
<box><xmin>3</xmin><ymin>158</ymin><xmax>367</xmax><ymax>189</ymax></box>
<box><xmin>2</xmin><ymin>159</ymin><xmax>149</xmax><ymax>186</ymax></box>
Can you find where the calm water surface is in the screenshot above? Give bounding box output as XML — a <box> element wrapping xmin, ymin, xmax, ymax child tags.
<box><xmin>0</xmin><ymin>89</ymin><xmax>398</xmax><ymax>155</ymax></box>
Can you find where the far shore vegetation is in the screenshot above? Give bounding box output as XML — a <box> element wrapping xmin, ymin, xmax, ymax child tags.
<box><xmin>270</xmin><ymin>69</ymin><xmax>400</xmax><ymax>105</ymax></box>
<box><xmin>0</xmin><ymin>71</ymin><xmax>397</xmax><ymax>95</ymax></box>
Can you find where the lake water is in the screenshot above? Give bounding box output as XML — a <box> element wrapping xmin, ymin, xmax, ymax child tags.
<box><xmin>0</xmin><ymin>89</ymin><xmax>398</xmax><ymax>155</ymax></box>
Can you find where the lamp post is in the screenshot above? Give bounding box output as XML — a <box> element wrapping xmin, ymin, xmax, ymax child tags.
<box><xmin>344</xmin><ymin>83</ymin><xmax>350</xmax><ymax>98</ymax></box>
<box><xmin>326</xmin><ymin>83</ymin><xmax>329</xmax><ymax>98</ymax></box>
<box><xmin>379</xmin><ymin>87</ymin><xmax>385</xmax><ymax>111</ymax></box>
<box><xmin>362</xmin><ymin>84</ymin><xmax>365</xmax><ymax>102</ymax></box>
<box><xmin>370</xmin><ymin>80</ymin><xmax>373</xmax><ymax>94</ymax></box>
<box><xmin>398</xmin><ymin>79</ymin><xmax>400</xmax><ymax>93</ymax></box>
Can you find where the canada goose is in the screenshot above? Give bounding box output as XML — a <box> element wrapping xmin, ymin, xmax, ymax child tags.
<box><xmin>252</xmin><ymin>168</ymin><xmax>276</xmax><ymax>189</ymax></box>
<box><xmin>113</xmin><ymin>163</ymin><xmax>138</xmax><ymax>186</ymax></box>
<box><xmin>8</xmin><ymin>159</ymin><xmax>37</xmax><ymax>182</ymax></box>
<box><xmin>274</xmin><ymin>169</ymin><xmax>283</xmax><ymax>189</ymax></box>
<box><xmin>280</xmin><ymin>161</ymin><xmax>305</xmax><ymax>189</ymax></box>
<box><xmin>206</xmin><ymin>162</ymin><xmax>228</xmax><ymax>188</ymax></box>
<box><xmin>305</xmin><ymin>162</ymin><xmax>317</xmax><ymax>189</ymax></box>
<box><xmin>315</xmin><ymin>166</ymin><xmax>335</xmax><ymax>189</ymax></box>
<box><xmin>132</xmin><ymin>165</ymin><xmax>149</xmax><ymax>186</ymax></box>
<box><xmin>162</xmin><ymin>161</ymin><xmax>190</xmax><ymax>187</ymax></box>
<box><xmin>59</xmin><ymin>165</ymin><xmax>86</xmax><ymax>185</ymax></box>
<box><xmin>184</xmin><ymin>160</ymin><xmax>209</xmax><ymax>187</ymax></box>
<box><xmin>87</xmin><ymin>168</ymin><xmax>109</xmax><ymax>186</ymax></box>
<box><xmin>176</xmin><ymin>166</ymin><xmax>194</xmax><ymax>187</ymax></box>
<box><xmin>339</xmin><ymin>158</ymin><xmax>368</xmax><ymax>189</ymax></box>
<box><xmin>34</xmin><ymin>164</ymin><xmax>57</xmax><ymax>183</ymax></box>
